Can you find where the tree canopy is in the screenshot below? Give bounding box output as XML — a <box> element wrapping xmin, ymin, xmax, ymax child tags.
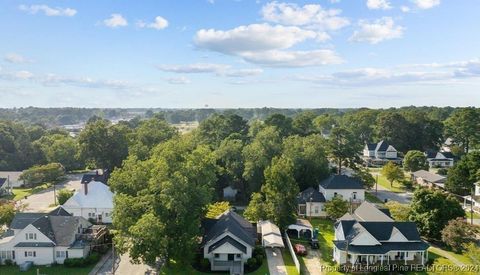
<box><xmin>403</xmin><ymin>150</ymin><xmax>429</xmax><ymax>172</ymax></box>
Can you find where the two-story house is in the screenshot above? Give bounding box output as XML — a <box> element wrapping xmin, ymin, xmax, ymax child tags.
<box><xmin>297</xmin><ymin>175</ymin><xmax>365</xmax><ymax>218</ymax></box>
<box><xmin>425</xmin><ymin>151</ymin><xmax>454</xmax><ymax>168</ymax></box>
<box><xmin>62</xmin><ymin>181</ymin><xmax>113</xmax><ymax>224</ymax></box>
<box><xmin>363</xmin><ymin>140</ymin><xmax>402</xmax><ymax>166</ymax></box>
<box><xmin>0</xmin><ymin>207</ymin><xmax>106</xmax><ymax>265</ymax></box>
<box><xmin>333</xmin><ymin>202</ymin><xmax>429</xmax><ymax>268</ymax></box>
<box><xmin>201</xmin><ymin>210</ymin><xmax>256</xmax><ymax>275</ymax></box>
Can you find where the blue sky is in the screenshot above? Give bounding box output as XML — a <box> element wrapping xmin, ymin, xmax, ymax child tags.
<box><xmin>0</xmin><ymin>0</ymin><xmax>479</xmax><ymax>108</ymax></box>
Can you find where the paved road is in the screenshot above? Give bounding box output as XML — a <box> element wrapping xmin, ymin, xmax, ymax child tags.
<box><xmin>91</xmin><ymin>252</ymin><xmax>155</xmax><ymax>275</ymax></box>
<box><xmin>266</xmin><ymin>248</ymin><xmax>287</xmax><ymax>275</ymax></box>
<box><xmin>16</xmin><ymin>174</ymin><xmax>83</xmax><ymax>212</ymax></box>
<box><xmin>368</xmin><ymin>186</ymin><xmax>413</xmax><ymax>204</ymax></box>
<box><xmin>301</xmin><ymin>247</ymin><xmax>323</xmax><ymax>275</ymax></box>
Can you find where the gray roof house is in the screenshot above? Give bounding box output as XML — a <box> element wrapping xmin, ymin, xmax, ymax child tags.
<box><xmin>202</xmin><ymin>210</ymin><xmax>256</xmax><ymax>275</ymax></box>
<box><xmin>319</xmin><ymin>175</ymin><xmax>365</xmax><ymax>202</ymax></box>
<box><xmin>363</xmin><ymin>141</ymin><xmax>402</xmax><ymax>166</ymax></box>
<box><xmin>333</xmin><ymin>202</ymin><xmax>429</xmax><ymax>268</ymax></box>
<box><xmin>297</xmin><ymin>187</ymin><xmax>327</xmax><ymax>217</ymax></box>
<box><xmin>425</xmin><ymin>151</ymin><xmax>455</xmax><ymax>168</ymax></box>
<box><xmin>0</xmin><ymin>207</ymin><xmax>107</xmax><ymax>265</ymax></box>
<box><xmin>411</xmin><ymin>170</ymin><xmax>446</xmax><ymax>189</ymax></box>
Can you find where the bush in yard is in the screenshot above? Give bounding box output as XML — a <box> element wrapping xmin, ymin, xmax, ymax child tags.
<box><xmin>57</xmin><ymin>189</ymin><xmax>74</xmax><ymax>205</ymax></box>
<box><xmin>441</xmin><ymin>218</ymin><xmax>479</xmax><ymax>253</ymax></box>
<box><xmin>19</xmin><ymin>163</ymin><xmax>65</xmax><ymax>187</ymax></box>
<box><xmin>253</xmin><ymin>246</ymin><xmax>264</xmax><ymax>257</ymax></box>
<box><xmin>255</xmin><ymin>254</ymin><xmax>263</xmax><ymax>264</ymax></box>
<box><xmin>324</xmin><ymin>196</ymin><xmax>349</xmax><ymax>220</ymax></box>
<box><xmin>199</xmin><ymin>258</ymin><xmax>210</xmax><ymax>270</ymax></box>
<box><xmin>247</xmin><ymin>258</ymin><xmax>257</xmax><ymax>269</ymax></box>
<box><xmin>401</xmin><ymin>179</ymin><xmax>413</xmax><ymax>190</ymax></box>
<box><xmin>86</xmin><ymin>252</ymin><xmax>100</xmax><ymax>264</ymax></box>
<box><xmin>4</xmin><ymin>259</ymin><xmax>13</xmax><ymax>266</ymax></box>
<box><xmin>403</xmin><ymin>150</ymin><xmax>429</xmax><ymax>172</ymax></box>
<box><xmin>0</xmin><ymin>203</ymin><xmax>16</xmax><ymax>227</ymax></box>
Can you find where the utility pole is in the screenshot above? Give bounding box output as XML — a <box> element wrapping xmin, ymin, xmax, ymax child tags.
<box><xmin>309</xmin><ymin>197</ymin><xmax>313</xmax><ymax>221</ymax></box>
<box><xmin>53</xmin><ymin>182</ymin><xmax>57</xmax><ymax>206</ymax></box>
<box><xmin>471</xmin><ymin>187</ymin><xmax>474</xmax><ymax>225</ymax></box>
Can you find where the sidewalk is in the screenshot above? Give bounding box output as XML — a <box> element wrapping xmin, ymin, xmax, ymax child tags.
<box><xmin>266</xmin><ymin>248</ymin><xmax>288</xmax><ymax>275</ymax></box>
<box><xmin>89</xmin><ymin>250</ymin><xmax>113</xmax><ymax>275</ymax></box>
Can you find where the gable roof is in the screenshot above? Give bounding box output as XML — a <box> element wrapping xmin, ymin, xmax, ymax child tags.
<box><xmin>10</xmin><ymin>213</ymin><xmax>45</xmax><ymax>230</ymax></box>
<box><xmin>31</xmin><ymin>215</ymin><xmax>56</xmax><ymax>242</ymax></box>
<box><xmin>426</xmin><ymin>151</ymin><xmax>454</xmax><ymax>160</ymax></box>
<box><xmin>0</xmin><ymin>178</ymin><xmax>6</xmax><ymax>188</ymax></box>
<box><xmin>50</xmin><ymin>216</ymin><xmax>87</xmax><ymax>246</ymax></box>
<box><xmin>376</xmin><ymin>140</ymin><xmax>390</xmax><ymax>152</ymax></box>
<box><xmin>297</xmin><ymin>187</ymin><xmax>326</xmax><ymax>204</ymax></box>
<box><xmin>320</xmin><ymin>175</ymin><xmax>364</xmax><ymax>190</ymax></box>
<box><xmin>48</xmin><ymin>206</ymin><xmax>72</xmax><ymax>216</ymax></box>
<box><xmin>203</xmin><ymin>210</ymin><xmax>256</xmax><ymax>248</ymax></box>
<box><xmin>63</xmin><ymin>181</ymin><xmax>113</xmax><ymax>209</ymax></box>
<box><xmin>81</xmin><ymin>170</ymin><xmax>108</xmax><ymax>184</ymax></box>
<box><xmin>339</xmin><ymin>220</ymin><xmax>422</xmax><ymax>243</ymax></box>
<box><xmin>412</xmin><ymin>170</ymin><xmax>446</xmax><ymax>183</ymax></box>
<box><xmin>366</xmin><ymin>143</ymin><xmax>377</xmax><ymax>150</ymax></box>
<box><xmin>353</xmin><ymin>202</ymin><xmax>393</xmax><ymax>222</ymax></box>
<box><xmin>208</xmin><ymin>235</ymin><xmax>247</xmax><ymax>253</ymax></box>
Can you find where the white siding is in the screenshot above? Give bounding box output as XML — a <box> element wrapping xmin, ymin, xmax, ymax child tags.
<box><xmin>15</xmin><ymin>247</ymin><xmax>54</xmax><ymax>265</ymax></box>
<box><xmin>63</xmin><ymin>207</ymin><xmax>113</xmax><ymax>223</ymax></box>
<box><xmin>305</xmin><ymin>202</ymin><xmax>326</xmax><ymax>217</ymax></box>
<box><xmin>350</xmin><ymin>231</ymin><xmax>381</xmax><ymax>246</ymax></box>
<box><xmin>321</xmin><ymin>188</ymin><xmax>365</xmax><ymax>202</ymax></box>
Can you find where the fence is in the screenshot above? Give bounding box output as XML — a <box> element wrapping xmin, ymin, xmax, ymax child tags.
<box><xmin>284</xmin><ymin>232</ymin><xmax>301</xmax><ymax>274</ymax></box>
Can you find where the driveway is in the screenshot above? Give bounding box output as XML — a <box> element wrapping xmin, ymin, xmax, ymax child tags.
<box><xmin>266</xmin><ymin>248</ymin><xmax>287</xmax><ymax>275</ymax></box>
<box><xmin>301</xmin><ymin>247</ymin><xmax>323</xmax><ymax>275</ymax></box>
<box><xmin>91</xmin><ymin>252</ymin><xmax>155</xmax><ymax>275</ymax></box>
<box><xmin>16</xmin><ymin>174</ymin><xmax>83</xmax><ymax>212</ymax></box>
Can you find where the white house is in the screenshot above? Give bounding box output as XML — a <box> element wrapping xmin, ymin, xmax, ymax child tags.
<box><xmin>319</xmin><ymin>175</ymin><xmax>365</xmax><ymax>202</ymax></box>
<box><xmin>62</xmin><ymin>181</ymin><xmax>113</xmax><ymax>224</ymax></box>
<box><xmin>223</xmin><ymin>186</ymin><xmax>238</xmax><ymax>201</ymax></box>
<box><xmin>0</xmin><ymin>207</ymin><xmax>106</xmax><ymax>265</ymax></box>
<box><xmin>411</xmin><ymin>170</ymin><xmax>446</xmax><ymax>189</ymax></box>
<box><xmin>297</xmin><ymin>187</ymin><xmax>327</xmax><ymax>217</ymax></box>
<box><xmin>425</xmin><ymin>151</ymin><xmax>454</xmax><ymax>168</ymax></box>
<box><xmin>463</xmin><ymin>182</ymin><xmax>480</xmax><ymax>214</ymax></box>
<box><xmin>0</xmin><ymin>171</ymin><xmax>25</xmax><ymax>190</ymax></box>
<box><xmin>363</xmin><ymin>141</ymin><xmax>402</xmax><ymax>166</ymax></box>
<box><xmin>333</xmin><ymin>202</ymin><xmax>429</xmax><ymax>268</ymax></box>
<box><xmin>202</xmin><ymin>210</ymin><xmax>256</xmax><ymax>275</ymax></box>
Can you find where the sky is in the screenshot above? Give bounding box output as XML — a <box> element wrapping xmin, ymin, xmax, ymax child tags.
<box><xmin>0</xmin><ymin>0</ymin><xmax>479</xmax><ymax>108</ymax></box>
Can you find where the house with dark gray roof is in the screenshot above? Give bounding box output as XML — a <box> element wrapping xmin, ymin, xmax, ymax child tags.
<box><xmin>363</xmin><ymin>140</ymin><xmax>402</xmax><ymax>166</ymax></box>
<box><xmin>319</xmin><ymin>175</ymin><xmax>365</xmax><ymax>203</ymax></box>
<box><xmin>201</xmin><ymin>210</ymin><xmax>256</xmax><ymax>275</ymax></box>
<box><xmin>297</xmin><ymin>187</ymin><xmax>326</xmax><ymax>217</ymax></box>
<box><xmin>0</xmin><ymin>207</ymin><xmax>106</xmax><ymax>265</ymax></box>
<box><xmin>333</xmin><ymin>202</ymin><xmax>429</xmax><ymax>268</ymax></box>
<box><xmin>411</xmin><ymin>170</ymin><xmax>446</xmax><ymax>189</ymax></box>
<box><xmin>425</xmin><ymin>151</ymin><xmax>455</xmax><ymax>168</ymax></box>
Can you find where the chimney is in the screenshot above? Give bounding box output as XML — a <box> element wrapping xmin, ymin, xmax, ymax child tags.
<box><xmin>84</xmin><ymin>182</ymin><xmax>88</xmax><ymax>196</ymax></box>
<box><xmin>95</xmin><ymin>170</ymin><xmax>99</xmax><ymax>176</ymax></box>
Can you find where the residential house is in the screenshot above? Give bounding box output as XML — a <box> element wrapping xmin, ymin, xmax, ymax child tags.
<box><xmin>463</xmin><ymin>182</ymin><xmax>480</xmax><ymax>214</ymax></box>
<box><xmin>425</xmin><ymin>151</ymin><xmax>454</xmax><ymax>168</ymax></box>
<box><xmin>62</xmin><ymin>181</ymin><xmax>113</xmax><ymax>224</ymax></box>
<box><xmin>202</xmin><ymin>210</ymin><xmax>256</xmax><ymax>275</ymax></box>
<box><xmin>363</xmin><ymin>141</ymin><xmax>402</xmax><ymax>166</ymax></box>
<box><xmin>81</xmin><ymin>170</ymin><xmax>108</xmax><ymax>185</ymax></box>
<box><xmin>319</xmin><ymin>175</ymin><xmax>365</xmax><ymax>202</ymax></box>
<box><xmin>411</xmin><ymin>170</ymin><xmax>446</xmax><ymax>189</ymax></box>
<box><xmin>0</xmin><ymin>207</ymin><xmax>107</xmax><ymax>265</ymax></box>
<box><xmin>333</xmin><ymin>202</ymin><xmax>429</xmax><ymax>268</ymax></box>
<box><xmin>0</xmin><ymin>178</ymin><xmax>8</xmax><ymax>196</ymax></box>
<box><xmin>223</xmin><ymin>186</ymin><xmax>238</xmax><ymax>201</ymax></box>
<box><xmin>0</xmin><ymin>171</ymin><xmax>25</xmax><ymax>189</ymax></box>
<box><xmin>297</xmin><ymin>187</ymin><xmax>326</xmax><ymax>217</ymax></box>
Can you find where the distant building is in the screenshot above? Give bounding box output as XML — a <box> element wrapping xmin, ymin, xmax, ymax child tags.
<box><xmin>411</xmin><ymin>170</ymin><xmax>446</xmax><ymax>189</ymax></box>
<box><xmin>222</xmin><ymin>186</ymin><xmax>238</xmax><ymax>201</ymax></box>
<box><xmin>363</xmin><ymin>140</ymin><xmax>402</xmax><ymax>166</ymax></box>
<box><xmin>425</xmin><ymin>151</ymin><xmax>454</xmax><ymax>168</ymax></box>
<box><xmin>0</xmin><ymin>171</ymin><xmax>25</xmax><ymax>188</ymax></box>
<box><xmin>81</xmin><ymin>170</ymin><xmax>109</xmax><ymax>184</ymax></box>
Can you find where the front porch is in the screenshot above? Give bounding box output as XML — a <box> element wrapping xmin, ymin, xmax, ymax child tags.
<box><xmin>339</xmin><ymin>250</ymin><xmax>428</xmax><ymax>267</ymax></box>
<box><xmin>212</xmin><ymin>260</ymin><xmax>243</xmax><ymax>274</ymax></box>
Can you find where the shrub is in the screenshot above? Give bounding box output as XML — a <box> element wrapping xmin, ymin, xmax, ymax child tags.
<box><xmin>57</xmin><ymin>189</ymin><xmax>74</xmax><ymax>205</ymax></box>
<box><xmin>86</xmin><ymin>252</ymin><xmax>100</xmax><ymax>264</ymax></box>
<box><xmin>4</xmin><ymin>259</ymin><xmax>13</xmax><ymax>266</ymax></box>
<box><xmin>437</xmin><ymin>168</ymin><xmax>448</xmax><ymax>175</ymax></box>
<box><xmin>199</xmin><ymin>258</ymin><xmax>210</xmax><ymax>270</ymax></box>
<box><xmin>64</xmin><ymin>253</ymin><xmax>100</xmax><ymax>267</ymax></box>
<box><xmin>401</xmin><ymin>179</ymin><xmax>413</xmax><ymax>189</ymax></box>
<box><xmin>253</xmin><ymin>246</ymin><xmax>264</xmax><ymax>256</ymax></box>
<box><xmin>255</xmin><ymin>254</ymin><xmax>263</xmax><ymax>264</ymax></box>
<box><xmin>247</xmin><ymin>258</ymin><xmax>257</xmax><ymax>269</ymax></box>
<box><xmin>20</xmin><ymin>163</ymin><xmax>65</xmax><ymax>187</ymax></box>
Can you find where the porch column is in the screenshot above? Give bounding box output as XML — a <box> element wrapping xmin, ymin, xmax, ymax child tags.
<box><xmin>404</xmin><ymin>252</ymin><xmax>407</xmax><ymax>265</ymax></box>
<box><xmin>381</xmin><ymin>254</ymin><xmax>383</xmax><ymax>265</ymax></box>
<box><xmin>366</xmin><ymin>255</ymin><xmax>369</xmax><ymax>269</ymax></box>
<box><xmin>421</xmin><ymin>251</ymin><xmax>424</xmax><ymax>265</ymax></box>
<box><xmin>297</xmin><ymin>230</ymin><xmax>300</xmax><ymax>238</ymax></box>
<box><xmin>387</xmin><ymin>253</ymin><xmax>390</xmax><ymax>265</ymax></box>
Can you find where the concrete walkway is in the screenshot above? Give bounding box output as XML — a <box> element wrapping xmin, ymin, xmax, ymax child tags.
<box><xmin>266</xmin><ymin>248</ymin><xmax>287</xmax><ymax>275</ymax></box>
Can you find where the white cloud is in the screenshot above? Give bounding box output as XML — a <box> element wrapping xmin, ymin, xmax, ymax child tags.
<box><xmin>223</xmin><ymin>68</ymin><xmax>264</xmax><ymax>77</ymax></box>
<box><xmin>195</xmin><ymin>24</ymin><xmax>317</xmax><ymax>54</ymax></box>
<box><xmin>103</xmin><ymin>14</ymin><xmax>128</xmax><ymax>28</ymax></box>
<box><xmin>166</xmin><ymin>76</ymin><xmax>191</xmax><ymax>84</ymax></box>
<box><xmin>412</xmin><ymin>0</ymin><xmax>440</xmax><ymax>9</ymax></box>
<box><xmin>4</xmin><ymin>53</ymin><xmax>32</xmax><ymax>64</ymax></box>
<box><xmin>19</xmin><ymin>4</ymin><xmax>77</xmax><ymax>17</ymax></box>
<box><xmin>157</xmin><ymin>63</ymin><xmax>230</xmax><ymax>74</ymax></box>
<box><xmin>400</xmin><ymin>6</ymin><xmax>411</xmax><ymax>12</ymax></box>
<box><xmin>0</xmin><ymin>68</ymin><xmax>34</xmax><ymax>80</ymax></box>
<box><xmin>350</xmin><ymin>17</ymin><xmax>404</xmax><ymax>44</ymax></box>
<box><xmin>137</xmin><ymin>16</ymin><xmax>169</xmax><ymax>30</ymax></box>
<box><xmin>261</xmin><ymin>2</ymin><xmax>349</xmax><ymax>30</ymax></box>
<box><xmin>366</xmin><ymin>0</ymin><xmax>392</xmax><ymax>10</ymax></box>
<box><xmin>194</xmin><ymin>23</ymin><xmax>342</xmax><ymax>67</ymax></box>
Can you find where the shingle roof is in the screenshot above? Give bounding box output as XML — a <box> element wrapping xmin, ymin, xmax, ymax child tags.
<box><xmin>366</xmin><ymin>143</ymin><xmax>377</xmax><ymax>150</ymax></box>
<box><xmin>333</xmin><ymin>240</ymin><xmax>429</xmax><ymax>254</ymax></box>
<box><xmin>203</xmin><ymin>210</ymin><xmax>256</xmax><ymax>248</ymax></box>
<box><xmin>14</xmin><ymin>242</ymin><xmax>55</xmax><ymax>248</ymax></box>
<box><xmin>50</xmin><ymin>216</ymin><xmax>85</xmax><ymax>246</ymax></box>
<box><xmin>353</xmin><ymin>202</ymin><xmax>393</xmax><ymax>222</ymax></box>
<box><xmin>412</xmin><ymin>170</ymin><xmax>446</xmax><ymax>183</ymax></box>
<box><xmin>63</xmin><ymin>181</ymin><xmax>113</xmax><ymax>209</ymax></box>
<box><xmin>339</xmin><ymin>220</ymin><xmax>422</xmax><ymax>242</ymax></box>
<box><xmin>10</xmin><ymin>213</ymin><xmax>44</xmax><ymax>230</ymax></box>
<box><xmin>31</xmin><ymin>216</ymin><xmax>56</xmax><ymax>242</ymax></box>
<box><xmin>208</xmin><ymin>235</ymin><xmax>247</xmax><ymax>253</ymax></box>
<box><xmin>0</xmin><ymin>178</ymin><xmax>6</xmax><ymax>188</ymax></box>
<box><xmin>320</xmin><ymin>175</ymin><xmax>364</xmax><ymax>190</ymax></box>
<box><xmin>297</xmin><ymin>187</ymin><xmax>326</xmax><ymax>204</ymax></box>
<box><xmin>376</xmin><ymin>140</ymin><xmax>389</xmax><ymax>152</ymax></box>
<box><xmin>48</xmin><ymin>206</ymin><xmax>72</xmax><ymax>216</ymax></box>
<box><xmin>426</xmin><ymin>151</ymin><xmax>454</xmax><ymax>160</ymax></box>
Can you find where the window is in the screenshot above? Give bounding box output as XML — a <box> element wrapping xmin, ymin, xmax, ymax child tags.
<box><xmin>314</xmin><ymin>206</ymin><xmax>319</xmax><ymax>214</ymax></box>
<box><xmin>334</xmin><ymin>192</ymin><xmax>338</xmax><ymax>197</ymax></box>
<box><xmin>236</xmin><ymin>254</ymin><xmax>241</xmax><ymax>259</ymax></box>
<box><xmin>25</xmin><ymin>233</ymin><xmax>37</xmax><ymax>240</ymax></box>
<box><xmin>56</xmin><ymin>251</ymin><xmax>66</xmax><ymax>258</ymax></box>
<box><xmin>214</xmin><ymin>253</ymin><xmax>219</xmax><ymax>258</ymax></box>
<box><xmin>352</xmin><ymin>192</ymin><xmax>357</xmax><ymax>200</ymax></box>
<box><xmin>27</xmin><ymin>251</ymin><xmax>33</xmax><ymax>257</ymax></box>
<box><xmin>105</xmin><ymin>212</ymin><xmax>110</xmax><ymax>217</ymax></box>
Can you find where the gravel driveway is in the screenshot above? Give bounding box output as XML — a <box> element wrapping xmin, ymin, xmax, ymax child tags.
<box><xmin>301</xmin><ymin>247</ymin><xmax>323</xmax><ymax>275</ymax></box>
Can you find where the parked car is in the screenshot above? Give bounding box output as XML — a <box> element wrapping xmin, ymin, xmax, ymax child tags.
<box><xmin>294</xmin><ymin>244</ymin><xmax>307</xmax><ymax>256</ymax></box>
<box><xmin>310</xmin><ymin>238</ymin><xmax>319</xmax><ymax>249</ymax></box>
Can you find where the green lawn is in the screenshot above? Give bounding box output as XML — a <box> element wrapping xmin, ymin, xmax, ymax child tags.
<box><xmin>0</xmin><ymin>264</ymin><xmax>95</xmax><ymax>275</ymax></box>
<box><xmin>371</xmin><ymin>171</ymin><xmax>406</xmax><ymax>193</ymax></box>
<box><xmin>407</xmin><ymin>248</ymin><xmax>477</xmax><ymax>275</ymax></box>
<box><xmin>309</xmin><ymin>218</ymin><xmax>342</xmax><ymax>275</ymax></box>
<box><xmin>11</xmin><ymin>183</ymin><xmax>51</xmax><ymax>201</ymax></box>
<box><xmin>365</xmin><ymin>192</ymin><xmax>385</xmax><ymax>204</ymax></box>
<box><xmin>281</xmin><ymin>248</ymin><xmax>299</xmax><ymax>275</ymax></box>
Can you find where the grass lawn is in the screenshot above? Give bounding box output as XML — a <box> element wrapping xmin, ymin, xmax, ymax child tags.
<box><xmin>407</xmin><ymin>248</ymin><xmax>477</xmax><ymax>275</ymax></box>
<box><xmin>11</xmin><ymin>183</ymin><xmax>51</xmax><ymax>201</ymax></box>
<box><xmin>281</xmin><ymin>248</ymin><xmax>299</xmax><ymax>275</ymax></box>
<box><xmin>467</xmin><ymin>210</ymin><xmax>480</xmax><ymax>220</ymax></box>
<box><xmin>0</xmin><ymin>264</ymin><xmax>95</xmax><ymax>275</ymax></box>
<box><xmin>365</xmin><ymin>192</ymin><xmax>385</xmax><ymax>204</ymax></box>
<box><xmin>372</xmin><ymin>172</ymin><xmax>406</xmax><ymax>193</ymax></box>
<box><xmin>309</xmin><ymin>218</ymin><xmax>342</xmax><ymax>275</ymax></box>
<box><xmin>159</xmin><ymin>258</ymin><xmax>269</xmax><ymax>275</ymax></box>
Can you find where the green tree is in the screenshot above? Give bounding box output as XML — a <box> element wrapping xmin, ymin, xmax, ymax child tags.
<box><xmin>111</xmin><ymin>137</ymin><xmax>218</xmax><ymax>266</ymax></box>
<box><xmin>244</xmin><ymin>192</ymin><xmax>267</xmax><ymax>223</ymax></box>
<box><xmin>324</xmin><ymin>196</ymin><xmax>349</xmax><ymax>220</ymax></box>
<box><xmin>441</xmin><ymin>218</ymin><xmax>479</xmax><ymax>253</ymax></box>
<box><xmin>264</xmin><ymin>114</ymin><xmax>293</xmax><ymax>137</ymax></box>
<box><xmin>385</xmin><ymin>201</ymin><xmax>411</xmax><ymax>221</ymax></box>
<box><xmin>327</xmin><ymin>127</ymin><xmax>361</xmax><ymax>174</ymax></box>
<box><xmin>403</xmin><ymin>150</ymin><xmax>429</xmax><ymax>172</ymax></box>
<box><xmin>375</xmin><ymin>112</ymin><xmax>411</xmax><ymax>152</ymax></box>
<box><xmin>78</xmin><ymin>119</ymin><xmax>129</xmax><ymax>170</ymax></box>
<box><xmin>19</xmin><ymin>163</ymin><xmax>65</xmax><ymax>187</ymax></box>
<box><xmin>313</xmin><ymin>114</ymin><xmax>337</xmax><ymax>136</ymax></box>
<box><xmin>197</xmin><ymin>113</ymin><xmax>248</xmax><ymax>147</ymax></box>
<box><xmin>282</xmin><ymin>135</ymin><xmax>330</xmax><ymax>191</ymax></box>
<box><xmin>353</xmin><ymin>167</ymin><xmax>375</xmax><ymax>189</ymax></box>
<box><xmin>381</xmin><ymin>161</ymin><xmax>404</xmax><ymax>187</ymax></box>
<box><xmin>205</xmin><ymin>201</ymin><xmax>231</xmax><ymax>218</ymax></box>
<box><xmin>409</xmin><ymin>188</ymin><xmax>465</xmax><ymax>239</ymax></box>
<box><xmin>215</xmin><ymin>138</ymin><xmax>245</xmax><ymax>199</ymax></box>
<box><xmin>35</xmin><ymin>134</ymin><xmax>81</xmax><ymax>171</ymax></box>
<box><xmin>341</xmin><ymin>109</ymin><xmax>378</xmax><ymax>142</ymax></box>
<box><xmin>57</xmin><ymin>189</ymin><xmax>74</xmax><ymax>205</ymax></box>
<box><xmin>0</xmin><ymin>203</ymin><xmax>15</xmax><ymax>226</ymax></box>
<box><xmin>444</xmin><ymin>107</ymin><xmax>480</xmax><ymax>153</ymax></box>
<box><xmin>292</xmin><ymin>111</ymin><xmax>316</xmax><ymax>136</ymax></box>
<box><xmin>445</xmin><ymin>152</ymin><xmax>480</xmax><ymax>195</ymax></box>
<box><xmin>261</xmin><ymin>156</ymin><xmax>299</xmax><ymax>230</ymax></box>
<box><xmin>242</xmin><ymin>126</ymin><xmax>282</xmax><ymax>194</ymax></box>
<box><xmin>464</xmin><ymin>242</ymin><xmax>480</xmax><ymax>265</ymax></box>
